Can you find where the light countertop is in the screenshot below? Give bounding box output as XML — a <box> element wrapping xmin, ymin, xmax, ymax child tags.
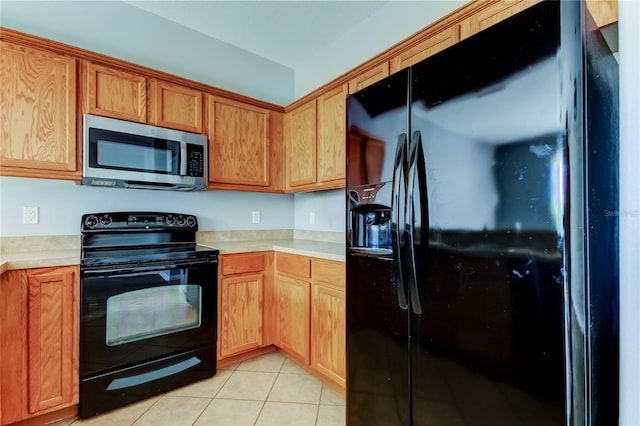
<box><xmin>0</xmin><ymin>238</ymin><xmax>345</xmax><ymax>274</ymax></box>
<box><xmin>201</xmin><ymin>239</ymin><xmax>345</xmax><ymax>262</ymax></box>
<box><xmin>0</xmin><ymin>250</ymin><xmax>81</xmax><ymax>275</ymax></box>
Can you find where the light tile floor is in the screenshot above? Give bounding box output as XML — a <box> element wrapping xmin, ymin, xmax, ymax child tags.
<box><xmin>55</xmin><ymin>351</ymin><xmax>345</xmax><ymax>426</ymax></box>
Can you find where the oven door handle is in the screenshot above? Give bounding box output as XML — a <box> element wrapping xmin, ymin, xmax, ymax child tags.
<box><xmin>81</xmin><ymin>257</ymin><xmax>218</xmax><ymax>276</ymax></box>
<box><xmin>81</xmin><ymin>264</ymin><xmax>182</xmax><ymax>276</ymax></box>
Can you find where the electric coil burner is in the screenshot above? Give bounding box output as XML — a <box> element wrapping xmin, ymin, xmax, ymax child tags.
<box><xmin>79</xmin><ymin>212</ymin><xmax>218</xmax><ymax>418</ymax></box>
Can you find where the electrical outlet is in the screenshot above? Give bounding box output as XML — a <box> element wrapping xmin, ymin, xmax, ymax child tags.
<box><xmin>309</xmin><ymin>212</ymin><xmax>316</xmax><ymax>225</ymax></box>
<box><xmin>23</xmin><ymin>207</ymin><xmax>39</xmax><ymax>224</ymax></box>
<box><xmin>252</xmin><ymin>211</ymin><xmax>261</xmax><ymax>224</ymax></box>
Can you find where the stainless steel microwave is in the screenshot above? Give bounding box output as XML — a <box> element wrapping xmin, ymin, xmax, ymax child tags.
<box><xmin>82</xmin><ymin>114</ymin><xmax>207</xmax><ymax>191</ymax></box>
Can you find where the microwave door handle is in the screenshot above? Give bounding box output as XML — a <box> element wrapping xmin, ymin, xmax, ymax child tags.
<box><xmin>180</xmin><ymin>142</ymin><xmax>188</xmax><ymax>176</ymax></box>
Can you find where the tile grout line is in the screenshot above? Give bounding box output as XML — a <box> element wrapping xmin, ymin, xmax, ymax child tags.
<box><xmin>189</xmin><ymin>367</ymin><xmax>235</xmax><ymax>426</ymax></box>
<box><xmin>250</xmin><ymin>354</ymin><xmax>285</xmax><ymax>425</ymax></box>
<box><xmin>130</xmin><ymin>395</ymin><xmax>162</xmax><ymax>426</ymax></box>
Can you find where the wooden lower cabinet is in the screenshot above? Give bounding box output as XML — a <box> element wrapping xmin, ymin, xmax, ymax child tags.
<box><xmin>219</xmin><ymin>273</ymin><xmax>263</xmax><ymax>358</ymax></box>
<box><xmin>217</xmin><ymin>252</ymin><xmax>276</xmax><ymax>361</ymax></box>
<box><xmin>275</xmin><ymin>253</ymin><xmax>346</xmax><ymax>388</ymax></box>
<box><xmin>275</xmin><ymin>274</ymin><xmax>311</xmax><ymax>364</ymax></box>
<box><xmin>311</xmin><ymin>263</ymin><xmax>346</xmax><ymax>388</ymax></box>
<box><xmin>0</xmin><ymin>266</ymin><xmax>79</xmax><ymax>425</ymax></box>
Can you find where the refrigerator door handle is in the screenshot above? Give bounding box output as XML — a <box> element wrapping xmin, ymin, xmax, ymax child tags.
<box><xmin>406</xmin><ymin>130</ymin><xmax>425</xmax><ymax>315</ymax></box>
<box><xmin>391</xmin><ymin>132</ymin><xmax>408</xmax><ymax>310</ymax></box>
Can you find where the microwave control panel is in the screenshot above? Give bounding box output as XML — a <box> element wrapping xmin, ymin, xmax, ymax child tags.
<box><xmin>187</xmin><ymin>146</ymin><xmax>205</xmax><ymax>177</ymax></box>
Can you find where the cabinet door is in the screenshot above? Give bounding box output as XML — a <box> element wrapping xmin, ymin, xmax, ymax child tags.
<box><xmin>311</xmin><ymin>284</ymin><xmax>346</xmax><ymax>387</ymax></box>
<box><xmin>219</xmin><ymin>273</ymin><xmax>263</xmax><ymax>358</ymax></box>
<box><xmin>0</xmin><ymin>269</ymin><xmax>24</xmax><ymax>424</ymax></box>
<box><xmin>0</xmin><ymin>41</ymin><xmax>77</xmax><ymax>176</ymax></box>
<box><xmin>0</xmin><ymin>266</ymin><xmax>78</xmax><ymax>424</ymax></box>
<box><xmin>286</xmin><ymin>100</ymin><xmax>317</xmax><ymax>188</ymax></box>
<box><xmin>207</xmin><ymin>95</ymin><xmax>270</xmax><ymax>187</ymax></box>
<box><xmin>276</xmin><ymin>275</ymin><xmax>310</xmax><ymax>364</ymax></box>
<box><xmin>85</xmin><ymin>62</ymin><xmax>146</xmax><ymax>123</ymax></box>
<box><xmin>27</xmin><ymin>268</ymin><xmax>77</xmax><ymax>413</ymax></box>
<box><xmin>348</xmin><ymin>63</ymin><xmax>390</xmax><ymax>94</ymax></box>
<box><xmin>390</xmin><ymin>25</ymin><xmax>461</xmax><ymax>74</ymax></box>
<box><xmin>148</xmin><ymin>79</ymin><xmax>203</xmax><ymax>133</ymax></box>
<box><xmin>459</xmin><ymin>0</ymin><xmax>540</xmax><ymax>40</ymax></box>
<box><xmin>586</xmin><ymin>0</ymin><xmax>617</xmax><ymax>28</ymax></box>
<box><xmin>317</xmin><ymin>84</ymin><xmax>347</xmax><ymax>185</ymax></box>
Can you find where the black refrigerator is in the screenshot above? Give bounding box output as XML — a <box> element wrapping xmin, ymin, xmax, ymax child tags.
<box><xmin>345</xmin><ymin>1</ymin><xmax>619</xmax><ymax>425</ymax></box>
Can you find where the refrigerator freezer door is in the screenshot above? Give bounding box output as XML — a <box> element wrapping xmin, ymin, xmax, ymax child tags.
<box><xmin>346</xmin><ymin>69</ymin><xmax>411</xmax><ymax>426</ymax></box>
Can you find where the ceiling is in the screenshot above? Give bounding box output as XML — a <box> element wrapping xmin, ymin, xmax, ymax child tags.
<box><xmin>124</xmin><ymin>1</ymin><xmax>389</xmax><ymax>69</ymax></box>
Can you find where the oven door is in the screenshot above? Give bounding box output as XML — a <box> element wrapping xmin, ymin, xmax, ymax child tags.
<box><xmin>80</xmin><ymin>260</ymin><xmax>217</xmax><ymax>377</ymax></box>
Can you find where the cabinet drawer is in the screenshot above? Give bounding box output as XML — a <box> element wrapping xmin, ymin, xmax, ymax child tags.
<box><xmin>276</xmin><ymin>253</ymin><xmax>311</xmax><ymax>279</ymax></box>
<box><xmin>313</xmin><ymin>260</ymin><xmax>345</xmax><ymax>289</ymax></box>
<box><xmin>222</xmin><ymin>253</ymin><xmax>265</xmax><ymax>275</ymax></box>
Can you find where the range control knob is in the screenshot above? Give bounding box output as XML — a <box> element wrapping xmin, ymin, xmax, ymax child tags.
<box><xmin>84</xmin><ymin>215</ymin><xmax>99</xmax><ymax>229</ymax></box>
<box><xmin>99</xmin><ymin>215</ymin><xmax>113</xmax><ymax>227</ymax></box>
<box><xmin>165</xmin><ymin>215</ymin><xmax>176</xmax><ymax>225</ymax></box>
<box><xmin>186</xmin><ymin>216</ymin><xmax>196</xmax><ymax>228</ymax></box>
<box><xmin>176</xmin><ymin>215</ymin><xmax>186</xmax><ymax>226</ymax></box>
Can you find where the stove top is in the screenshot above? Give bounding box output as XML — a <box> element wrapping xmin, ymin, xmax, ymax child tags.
<box><xmin>80</xmin><ymin>212</ymin><xmax>218</xmax><ymax>269</ymax></box>
<box><xmin>81</xmin><ymin>244</ymin><xmax>218</xmax><ymax>268</ymax></box>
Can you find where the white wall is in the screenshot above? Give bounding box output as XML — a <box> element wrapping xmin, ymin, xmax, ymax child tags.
<box><xmin>0</xmin><ymin>177</ymin><xmax>294</xmax><ymax>236</ymax></box>
<box><xmin>294</xmin><ymin>0</ymin><xmax>466</xmax><ymax>97</ymax></box>
<box><xmin>618</xmin><ymin>1</ymin><xmax>640</xmax><ymax>424</ymax></box>
<box><xmin>0</xmin><ymin>0</ymin><xmax>294</xmax><ymax>106</ymax></box>
<box><xmin>294</xmin><ymin>189</ymin><xmax>345</xmax><ymax>232</ymax></box>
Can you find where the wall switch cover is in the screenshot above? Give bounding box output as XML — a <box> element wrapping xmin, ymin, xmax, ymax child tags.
<box><xmin>252</xmin><ymin>211</ymin><xmax>261</xmax><ymax>224</ymax></box>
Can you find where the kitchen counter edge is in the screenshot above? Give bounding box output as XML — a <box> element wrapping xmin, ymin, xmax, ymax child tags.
<box><xmin>0</xmin><ymin>240</ymin><xmax>345</xmax><ymax>274</ymax></box>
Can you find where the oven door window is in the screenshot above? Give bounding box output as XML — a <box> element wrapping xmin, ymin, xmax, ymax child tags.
<box><xmin>89</xmin><ymin>128</ymin><xmax>180</xmax><ymax>175</ymax></box>
<box><xmin>105</xmin><ymin>270</ymin><xmax>201</xmax><ymax>346</ymax></box>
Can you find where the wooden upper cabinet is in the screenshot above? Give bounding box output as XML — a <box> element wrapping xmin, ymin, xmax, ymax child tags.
<box><xmin>0</xmin><ymin>41</ymin><xmax>77</xmax><ymax>177</ymax></box>
<box><xmin>206</xmin><ymin>95</ymin><xmax>270</xmax><ymax>187</ymax></box>
<box><xmin>348</xmin><ymin>62</ymin><xmax>390</xmax><ymax>94</ymax></box>
<box><xmin>390</xmin><ymin>25</ymin><xmax>461</xmax><ymax>73</ymax></box>
<box><xmin>147</xmin><ymin>79</ymin><xmax>203</xmax><ymax>133</ymax></box>
<box><xmin>317</xmin><ymin>84</ymin><xmax>347</xmax><ymax>185</ymax></box>
<box><xmin>286</xmin><ymin>100</ymin><xmax>317</xmax><ymax>188</ymax></box>
<box><xmin>459</xmin><ymin>0</ymin><xmax>541</xmax><ymax>40</ymax></box>
<box><xmin>586</xmin><ymin>0</ymin><xmax>618</xmax><ymax>28</ymax></box>
<box><xmin>84</xmin><ymin>62</ymin><xmax>146</xmax><ymax>123</ymax></box>
<box><xmin>0</xmin><ymin>266</ymin><xmax>79</xmax><ymax>425</ymax></box>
